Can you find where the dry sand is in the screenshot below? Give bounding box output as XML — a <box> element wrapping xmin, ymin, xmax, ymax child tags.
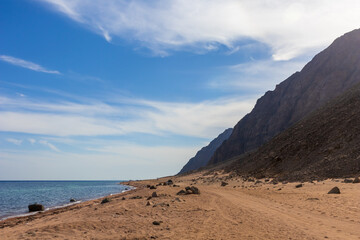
<box><xmin>1</xmin><ymin>172</ymin><xmax>359</xmax><ymax>240</ymax></box>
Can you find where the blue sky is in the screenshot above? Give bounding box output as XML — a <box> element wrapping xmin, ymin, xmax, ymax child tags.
<box><xmin>1</xmin><ymin>0</ymin><xmax>360</xmax><ymax>180</ymax></box>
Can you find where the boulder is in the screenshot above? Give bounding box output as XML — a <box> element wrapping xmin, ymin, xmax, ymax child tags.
<box><xmin>150</xmin><ymin>185</ymin><xmax>157</xmax><ymax>189</ymax></box>
<box><xmin>69</xmin><ymin>198</ymin><xmax>76</xmax><ymax>203</ymax></box>
<box><xmin>221</xmin><ymin>181</ymin><xmax>228</xmax><ymax>187</ymax></box>
<box><xmin>28</xmin><ymin>203</ymin><xmax>44</xmax><ymax>212</ymax></box>
<box><xmin>343</xmin><ymin>179</ymin><xmax>353</xmax><ymax>183</ymax></box>
<box><xmin>190</xmin><ymin>186</ymin><xmax>200</xmax><ymax>194</ymax></box>
<box><xmin>295</xmin><ymin>184</ymin><xmax>303</xmax><ymax>188</ymax></box>
<box><xmin>152</xmin><ymin>192</ymin><xmax>158</xmax><ymax>198</ymax></box>
<box><xmin>101</xmin><ymin>198</ymin><xmax>110</xmax><ymax>204</ymax></box>
<box><xmin>176</xmin><ymin>190</ymin><xmax>186</xmax><ymax>195</ymax></box>
<box><xmin>328</xmin><ymin>187</ymin><xmax>340</xmax><ymax>194</ymax></box>
<box><xmin>353</xmin><ymin>177</ymin><xmax>360</xmax><ymax>183</ymax></box>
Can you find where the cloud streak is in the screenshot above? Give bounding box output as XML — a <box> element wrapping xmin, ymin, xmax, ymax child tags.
<box><xmin>0</xmin><ymin>95</ymin><xmax>255</xmax><ymax>138</ymax></box>
<box><xmin>39</xmin><ymin>0</ymin><xmax>360</xmax><ymax>59</ymax></box>
<box><xmin>0</xmin><ymin>55</ymin><xmax>60</xmax><ymax>74</ymax></box>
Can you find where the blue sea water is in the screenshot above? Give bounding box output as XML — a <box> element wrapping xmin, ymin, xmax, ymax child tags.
<box><xmin>0</xmin><ymin>181</ymin><xmax>130</xmax><ymax>220</ymax></box>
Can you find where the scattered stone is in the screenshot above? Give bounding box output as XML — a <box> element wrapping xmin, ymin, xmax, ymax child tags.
<box><xmin>271</xmin><ymin>180</ymin><xmax>278</xmax><ymax>185</ymax></box>
<box><xmin>150</xmin><ymin>185</ymin><xmax>157</xmax><ymax>189</ymax></box>
<box><xmin>152</xmin><ymin>221</ymin><xmax>161</xmax><ymax>226</ymax></box>
<box><xmin>152</xmin><ymin>192</ymin><xmax>158</xmax><ymax>198</ymax></box>
<box><xmin>101</xmin><ymin>198</ymin><xmax>110</xmax><ymax>204</ymax></box>
<box><xmin>353</xmin><ymin>177</ymin><xmax>360</xmax><ymax>183</ymax></box>
<box><xmin>69</xmin><ymin>198</ymin><xmax>76</xmax><ymax>203</ymax></box>
<box><xmin>28</xmin><ymin>203</ymin><xmax>44</xmax><ymax>212</ymax></box>
<box><xmin>221</xmin><ymin>181</ymin><xmax>228</xmax><ymax>187</ymax></box>
<box><xmin>147</xmin><ymin>196</ymin><xmax>152</xmax><ymax>200</ymax></box>
<box><xmin>277</xmin><ymin>188</ymin><xmax>282</xmax><ymax>191</ymax></box>
<box><xmin>176</xmin><ymin>190</ymin><xmax>186</xmax><ymax>195</ymax></box>
<box><xmin>121</xmin><ymin>197</ymin><xmax>126</xmax><ymax>200</ymax></box>
<box><xmin>295</xmin><ymin>184</ymin><xmax>303</xmax><ymax>188</ymax></box>
<box><xmin>190</xmin><ymin>186</ymin><xmax>200</xmax><ymax>194</ymax></box>
<box><xmin>306</xmin><ymin>198</ymin><xmax>319</xmax><ymax>201</ymax></box>
<box><xmin>130</xmin><ymin>196</ymin><xmax>142</xmax><ymax>199</ymax></box>
<box><xmin>166</xmin><ymin>179</ymin><xmax>173</xmax><ymax>185</ymax></box>
<box><xmin>255</xmin><ymin>180</ymin><xmax>262</xmax><ymax>184</ymax></box>
<box><xmin>343</xmin><ymin>179</ymin><xmax>353</xmax><ymax>183</ymax></box>
<box><xmin>174</xmin><ymin>197</ymin><xmax>181</xmax><ymax>202</ymax></box>
<box><xmin>328</xmin><ymin>187</ymin><xmax>340</xmax><ymax>194</ymax></box>
<box><xmin>146</xmin><ymin>201</ymin><xmax>152</xmax><ymax>206</ymax></box>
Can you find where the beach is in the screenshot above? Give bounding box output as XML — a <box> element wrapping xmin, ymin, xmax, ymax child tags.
<box><xmin>1</xmin><ymin>172</ymin><xmax>359</xmax><ymax>240</ymax></box>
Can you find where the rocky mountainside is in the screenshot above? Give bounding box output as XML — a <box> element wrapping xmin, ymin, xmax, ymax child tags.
<box><xmin>228</xmin><ymin>83</ymin><xmax>360</xmax><ymax>181</ymax></box>
<box><xmin>178</xmin><ymin>128</ymin><xmax>232</xmax><ymax>174</ymax></box>
<box><xmin>209</xmin><ymin>28</ymin><xmax>360</xmax><ymax>166</ymax></box>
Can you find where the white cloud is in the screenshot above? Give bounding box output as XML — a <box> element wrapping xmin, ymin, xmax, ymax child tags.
<box><xmin>0</xmin><ymin>55</ymin><xmax>60</xmax><ymax>74</ymax></box>
<box><xmin>38</xmin><ymin>140</ymin><xmax>60</xmax><ymax>152</ymax></box>
<box><xmin>39</xmin><ymin>0</ymin><xmax>360</xmax><ymax>59</ymax></box>
<box><xmin>209</xmin><ymin>58</ymin><xmax>308</xmax><ymax>91</ymax></box>
<box><xmin>6</xmin><ymin>138</ymin><xmax>23</xmax><ymax>145</ymax></box>
<box><xmin>28</xmin><ymin>138</ymin><xmax>36</xmax><ymax>144</ymax></box>
<box><xmin>0</xmin><ymin>95</ymin><xmax>255</xmax><ymax>138</ymax></box>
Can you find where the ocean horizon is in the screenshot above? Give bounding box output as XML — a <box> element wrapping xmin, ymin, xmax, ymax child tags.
<box><xmin>0</xmin><ymin>180</ymin><xmax>131</xmax><ymax>220</ymax></box>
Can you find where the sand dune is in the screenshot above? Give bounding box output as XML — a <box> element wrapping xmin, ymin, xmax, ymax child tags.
<box><xmin>1</xmin><ymin>172</ymin><xmax>359</xmax><ymax>239</ymax></box>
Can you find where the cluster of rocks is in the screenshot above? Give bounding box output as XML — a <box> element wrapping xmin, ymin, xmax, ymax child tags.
<box><xmin>176</xmin><ymin>186</ymin><xmax>200</xmax><ymax>195</ymax></box>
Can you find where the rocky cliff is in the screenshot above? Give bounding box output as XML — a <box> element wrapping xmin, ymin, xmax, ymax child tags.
<box><xmin>228</xmin><ymin>83</ymin><xmax>360</xmax><ymax>180</ymax></box>
<box><xmin>209</xmin><ymin>28</ymin><xmax>360</xmax><ymax>166</ymax></box>
<box><xmin>179</xmin><ymin>128</ymin><xmax>232</xmax><ymax>174</ymax></box>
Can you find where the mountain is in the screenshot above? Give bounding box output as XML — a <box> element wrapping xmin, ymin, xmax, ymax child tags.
<box><xmin>209</xmin><ymin>28</ymin><xmax>360</xmax><ymax>166</ymax></box>
<box><xmin>228</xmin><ymin>83</ymin><xmax>360</xmax><ymax>180</ymax></box>
<box><xmin>179</xmin><ymin>128</ymin><xmax>232</xmax><ymax>174</ymax></box>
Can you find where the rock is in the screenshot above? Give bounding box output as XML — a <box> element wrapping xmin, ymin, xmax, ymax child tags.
<box><xmin>152</xmin><ymin>221</ymin><xmax>161</xmax><ymax>225</ymax></box>
<box><xmin>147</xmin><ymin>196</ymin><xmax>152</xmax><ymax>200</ymax></box>
<box><xmin>121</xmin><ymin>197</ymin><xmax>126</xmax><ymax>200</ymax></box>
<box><xmin>166</xmin><ymin>179</ymin><xmax>173</xmax><ymax>185</ymax></box>
<box><xmin>306</xmin><ymin>198</ymin><xmax>319</xmax><ymax>201</ymax></box>
<box><xmin>150</xmin><ymin>185</ymin><xmax>157</xmax><ymax>189</ymax></box>
<box><xmin>146</xmin><ymin>201</ymin><xmax>152</xmax><ymax>206</ymax></box>
<box><xmin>69</xmin><ymin>198</ymin><xmax>76</xmax><ymax>203</ymax></box>
<box><xmin>130</xmin><ymin>196</ymin><xmax>142</xmax><ymax>199</ymax></box>
<box><xmin>152</xmin><ymin>192</ymin><xmax>158</xmax><ymax>198</ymax></box>
<box><xmin>101</xmin><ymin>198</ymin><xmax>110</xmax><ymax>204</ymax></box>
<box><xmin>190</xmin><ymin>186</ymin><xmax>200</xmax><ymax>194</ymax></box>
<box><xmin>221</xmin><ymin>181</ymin><xmax>228</xmax><ymax>187</ymax></box>
<box><xmin>353</xmin><ymin>177</ymin><xmax>360</xmax><ymax>183</ymax></box>
<box><xmin>343</xmin><ymin>178</ymin><xmax>353</xmax><ymax>183</ymax></box>
<box><xmin>255</xmin><ymin>180</ymin><xmax>262</xmax><ymax>184</ymax></box>
<box><xmin>28</xmin><ymin>203</ymin><xmax>44</xmax><ymax>212</ymax></box>
<box><xmin>176</xmin><ymin>190</ymin><xmax>186</xmax><ymax>195</ymax></box>
<box><xmin>295</xmin><ymin>184</ymin><xmax>303</xmax><ymax>188</ymax></box>
<box><xmin>328</xmin><ymin>187</ymin><xmax>340</xmax><ymax>194</ymax></box>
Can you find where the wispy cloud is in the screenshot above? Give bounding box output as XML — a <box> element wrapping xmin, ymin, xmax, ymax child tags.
<box><xmin>0</xmin><ymin>95</ymin><xmax>255</xmax><ymax>138</ymax></box>
<box><xmin>6</xmin><ymin>138</ymin><xmax>23</xmax><ymax>145</ymax></box>
<box><xmin>39</xmin><ymin>0</ymin><xmax>360</xmax><ymax>59</ymax></box>
<box><xmin>209</xmin><ymin>58</ymin><xmax>308</xmax><ymax>92</ymax></box>
<box><xmin>0</xmin><ymin>55</ymin><xmax>60</xmax><ymax>74</ymax></box>
<box><xmin>39</xmin><ymin>140</ymin><xmax>60</xmax><ymax>152</ymax></box>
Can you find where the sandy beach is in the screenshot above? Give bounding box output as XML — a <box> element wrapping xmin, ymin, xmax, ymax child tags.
<box><xmin>1</xmin><ymin>172</ymin><xmax>359</xmax><ymax>240</ymax></box>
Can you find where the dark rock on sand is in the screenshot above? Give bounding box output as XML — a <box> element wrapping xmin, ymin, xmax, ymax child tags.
<box><xmin>150</xmin><ymin>185</ymin><xmax>157</xmax><ymax>189</ymax></box>
<box><xmin>152</xmin><ymin>221</ymin><xmax>161</xmax><ymax>225</ymax></box>
<box><xmin>221</xmin><ymin>181</ymin><xmax>228</xmax><ymax>187</ymax></box>
<box><xmin>295</xmin><ymin>184</ymin><xmax>303</xmax><ymax>188</ymax></box>
<box><xmin>152</xmin><ymin>192</ymin><xmax>158</xmax><ymax>198</ymax></box>
<box><xmin>343</xmin><ymin>179</ymin><xmax>353</xmax><ymax>183</ymax></box>
<box><xmin>101</xmin><ymin>198</ymin><xmax>110</xmax><ymax>204</ymax></box>
<box><xmin>28</xmin><ymin>203</ymin><xmax>44</xmax><ymax>212</ymax></box>
<box><xmin>176</xmin><ymin>190</ymin><xmax>186</xmax><ymax>195</ymax></box>
<box><xmin>70</xmin><ymin>198</ymin><xmax>76</xmax><ymax>203</ymax></box>
<box><xmin>353</xmin><ymin>177</ymin><xmax>360</xmax><ymax>183</ymax></box>
<box><xmin>328</xmin><ymin>187</ymin><xmax>341</xmax><ymax>194</ymax></box>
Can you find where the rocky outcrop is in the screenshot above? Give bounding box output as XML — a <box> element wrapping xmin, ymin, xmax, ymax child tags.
<box><xmin>179</xmin><ymin>128</ymin><xmax>232</xmax><ymax>174</ymax></box>
<box><xmin>209</xmin><ymin>29</ymin><xmax>360</xmax><ymax>166</ymax></box>
<box><xmin>227</xmin><ymin>83</ymin><xmax>360</xmax><ymax>180</ymax></box>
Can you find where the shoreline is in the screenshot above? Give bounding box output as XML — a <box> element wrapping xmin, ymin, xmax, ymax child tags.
<box><xmin>0</xmin><ymin>182</ymin><xmax>136</xmax><ymax>224</ymax></box>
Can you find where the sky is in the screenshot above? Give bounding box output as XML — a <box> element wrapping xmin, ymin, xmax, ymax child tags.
<box><xmin>1</xmin><ymin>0</ymin><xmax>360</xmax><ymax>180</ymax></box>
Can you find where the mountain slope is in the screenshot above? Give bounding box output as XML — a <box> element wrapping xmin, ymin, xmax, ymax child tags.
<box><xmin>179</xmin><ymin>128</ymin><xmax>232</xmax><ymax>174</ymax></box>
<box><xmin>209</xmin><ymin>28</ymin><xmax>360</xmax><ymax>166</ymax></box>
<box><xmin>228</xmin><ymin>83</ymin><xmax>360</xmax><ymax>180</ymax></box>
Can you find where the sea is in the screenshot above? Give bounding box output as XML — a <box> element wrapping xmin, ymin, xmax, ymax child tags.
<box><xmin>0</xmin><ymin>181</ymin><xmax>131</xmax><ymax>220</ymax></box>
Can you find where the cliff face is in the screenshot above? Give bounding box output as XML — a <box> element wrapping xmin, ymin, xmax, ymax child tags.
<box><xmin>209</xmin><ymin>29</ymin><xmax>360</xmax><ymax>166</ymax></box>
<box><xmin>229</xmin><ymin>83</ymin><xmax>360</xmax><ymax>180</ymax></box>
<box><xmin>179</xmin><ymin>128</ymin><xmax>232</xmax><ymax>174</ymax></box>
